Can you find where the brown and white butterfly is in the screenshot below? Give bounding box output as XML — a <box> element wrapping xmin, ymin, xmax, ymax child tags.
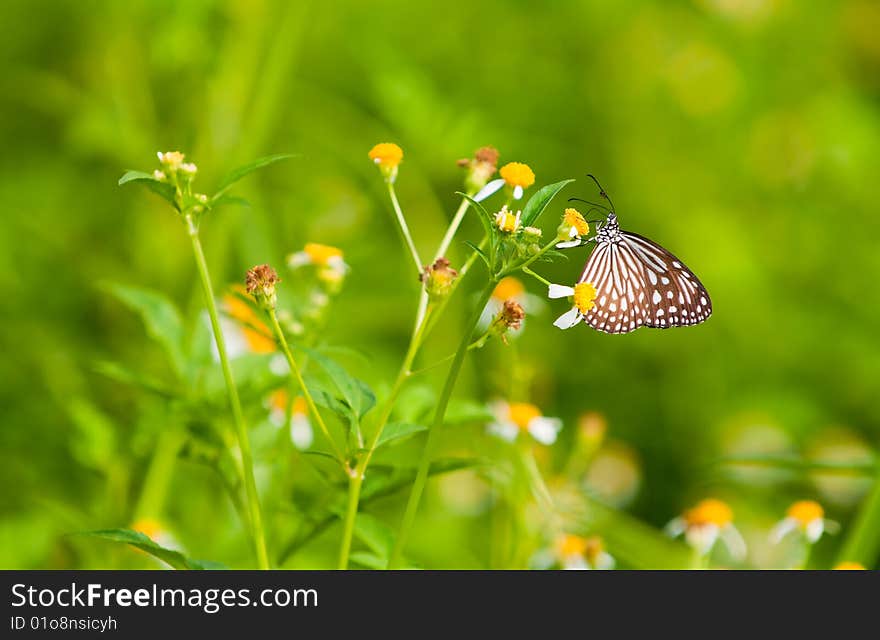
<box><xmin>550</xmin><ymin>211</ymin><xmax>712</xmax><ymax>334</ymax></box>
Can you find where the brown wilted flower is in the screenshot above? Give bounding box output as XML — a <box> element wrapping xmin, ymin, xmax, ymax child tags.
<box><xmin>421</xmin><ymin>257</ymin><xmax>458</xmax><ymax>301</ymax></box>
<box><xmin>459</xmin><ymin>146</ymin><xmax>500</xmax><ymax>194</ymax></box>
<box><xmin>488</xmin><ymin>299</ymin><xmax>526</xmax><ymax>344</ymax></box>
<box><xmin>246</xmin><ymin>264</ymin><xmax>281</xmax><ymax>310</ymax></box>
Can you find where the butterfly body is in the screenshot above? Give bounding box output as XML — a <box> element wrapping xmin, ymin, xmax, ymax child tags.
<box><xmin>578</xmin><ymin>212</ymin><xmax>712</xmax><ymax>334</ymax></box>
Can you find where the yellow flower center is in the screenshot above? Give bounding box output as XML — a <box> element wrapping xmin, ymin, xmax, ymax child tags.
<box><xmin>556</xmin><ymin>534</ymin><xmax>589</xmax><ymax>558</ymax></box>
<box><xmin>131</xmin><ymin>518</ymin><xmax>164</xmax><ymax>541</ymax></box>
<box><xmin>787</xmin><ymin>500</ymin><xmax>824</xmax><ymax>526</ymax></box>
<box><xmin>304</xmin><ymin>242</ymin><xmax>344</xmax><ymax>266</ymax></box>
<box><xmin>270</xmin><ymin>389</ymin><xmax>289</xmax><ymax>412</ymax></box>
<box><xmin>563</xmin><ymin>208</ymin><xmax>590</xmax><ymax>236</ymax></box>
<box><xmin>493</xmin><ymin>276</ymin><xmax>525</xmax><ymax>301</ymax></box>
<box><xmin>292</xmin><ymin>395</ymin><xmax>309</xmax><ymax>415</ymax></box>
<box><xmin>494</xmin><ymin>207</ymin><xmax>521</xmax><ymax>233</ymax></box>
<box><xmin>573</xmin><ymin>282</ymin><xmax>598</xmax><ymax>314</ymax></box>
<box><xmin>684</xmin><ymin>498</ymin><xmax>733</xmax><ymax>527</ymax></box>
<box><xmin>508</xmin><ymin>402</ymin><xmax>541</xmax><ymax>429</ymax></box>
<box><xmin>368</xmin><ymin>142</ymin><xmax>403</xmax><ymax>169</ymax></box>
<box><xmin>834</xmin><ymin>562</ymin><xmax>865</xmax><ymax>570</ymax></box>
<box><xmin>224</xmin><ymin>287</ymin><xmax>276</xmax><ymax>353</ymax></box>
<box><xmin>499</xmin><ymin>162</ymin><xmax>535</xmax><ymax>188</ymax></box>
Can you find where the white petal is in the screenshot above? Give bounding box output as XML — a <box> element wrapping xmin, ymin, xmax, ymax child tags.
<box><xmin>528</xmin><ymin>417</ymin><xmax>562</xmax><ymax>445</ymax></box>
<box><xmin>269</xmin><ymin>407</ymin><xmax>286</xmax><ymax>428</ymax></box>
<box><xmin>805</xmin><ymin>519</ymin><xmax>825</xmax><ymax>544</ymax></box>
<box><xmin>665</xmin><ymin>518</ymin><xmax>686</xmax><ymax>538</ymax></box>
<box><xmin>290</xmin><ymin>414</ymin><xmax>314</xmax><ymax>449</ymax></box>
<box><xmin>548</xmin><ymin>284</ymin><xmax>575</xmax><ymax>299</ymax></box>
<box><xmin>269</xmin><ymin>354</ymin><xmax>290</xmax><ymax>376</ymax></box>
<box><xmin>769</xmin><ymin>518</ymin><xmax>797</xmax><ymax>544</ymax></box>
<box><xmin>513</xmin><ymin>185</ymin><xmax>524</xmax><ymax>200</ymax></box>
<box><xmin>685</xmin><ymin>524</ymin><xmax>720</xmax><ymax>555</ymax></box>
<box><xmin>721</xmin><ymin>525</ymin><xmax>747</xmax><ymax>561</ymax></box>
<box><xmin>327</xmin><ymin>255</ymin><xmax>349</xmax><ymax>273</ymax></box>
<box><xmin>487</xmin><ymin>421</ymin><xmax>519</xmax><ymax>442</ymax></box>
<box><xmin>555</xmin><ymin>240</ymin><xmax>582</xmax><ymax>249</ymax></box>
<box><xmin>553</xmin><ymin>307</ymin><xmax>582</xmax><ymax>329</ymax></box>
<box><xmin>594</xmin><ymin>552</ymin><xmax>615</xmax><ymax>570</ymax></box>
<box><xmin>473</xmin><ymin>178</ymin><xmax>505</xmax><ymax>202</ymax></box>
<box><xmin>563</xmin><ymin>556</ymin><xmax>589</xmax><ymax>570</ymax></box>
<box><xmin>529</xmin><ymin>549</ymin><xmax>556</xmax><ymax>570</ymax></box>
<box><xmin>569</xmin><ymin>226</ymin><xmax>579</xmax><ymax>238</ymax></box>
<box><xmin>287</xmin><ymin>251</ymin><xmax>311</xmax><ymax>268</ymax></box>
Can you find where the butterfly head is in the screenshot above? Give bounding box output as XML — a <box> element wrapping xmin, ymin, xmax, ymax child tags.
<box><xmin>596</xmin><ymin>212</ymin><xmax>620</xmax><ymax>243</ymax></box>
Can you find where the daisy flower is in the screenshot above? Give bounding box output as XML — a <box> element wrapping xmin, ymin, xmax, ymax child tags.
<box><xmin>666</xmin><ymin>498</ymin><xmax>746</xmax><ymax>559</ymax></box>
<box><xmin>287</xmin><ymin>242</ymin><xmax>349</xmax><ymax>286</ymax></box>
<box><xmin>268</xmin><ymin>390</ymin><xmax>313</xmax><ymax>450</ymax></box>
<box><xmin>547</xmin><ymin>281</ymin><xmax>598</xmax><ymax>329</ymax></box>
<box><xmin>368</xmin><ymin>142</ymin><xmax>403</xmax><ymax>182</ymax></box>
<box><xmin>473</xmin><ymin>161</ymin><xmax>535</xmax><ymax>202</ymax></box>
<box><xmin>770</xmin><ymin>500</ymin><xmax>839</xmax><ymax>544</ymax></box>
<box><xmin>212</xmin><ymin>285</ymin><xmax>276</xmax><ymax>360</ymax></box>
<box><xmin>556</xmin><ymin>208</ymin><xmax>590</xmax><ymax>248</ymax></box>
<box><xmin>487</xmin><ymin>400</ymin><xmax>562</xmax><ymax>445</ymax></box>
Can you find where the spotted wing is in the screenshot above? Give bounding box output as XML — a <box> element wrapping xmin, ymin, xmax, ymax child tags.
<box><xmin>578</xmin><ymin>233</ymin><xmax>711</xmax><ymax>334</ymax></box>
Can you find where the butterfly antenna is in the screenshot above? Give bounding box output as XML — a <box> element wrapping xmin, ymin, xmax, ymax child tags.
<box><xmin>586</xmin><ymin>174</ymin><xmax>615</xmax><ymax>214</ymax></box>
<box><xmin>567</xmin><ymin>196</ymin><xmax>611</xmax><ymax>212</ymax></box>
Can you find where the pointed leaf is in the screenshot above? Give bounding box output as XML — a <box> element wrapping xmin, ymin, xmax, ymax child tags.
<box><xmin>463</xmin><ymin>240</ymin><xmax>491</xmax><ymax>267</ymax></box>
<box><xmin>375</xmin><ymin>422</ymin><xmax>427</xmax><ymax>449</ymax></box>
<box><xmin>118</xmin><ymin>171</ymin><xmax>179</xmax><ymax>210</ymax></box>
<box><xmin>521</xmin><ymin>178</ymin><xmax>576</xmax><ymax>226</ymax></box>
<box><xmin>213</xmin><ymin>154</ymin><xmax>296</xmax><ymax>199</ymax></box>
<box><xmin>102</xmin><ymin>283</ymin><xmax>186</xmax><ymax>377</ymax></box>
<box><xmin>79</xmin><ymin>529</ymin><xmax>224</xmax><ymax>570</ymax></box>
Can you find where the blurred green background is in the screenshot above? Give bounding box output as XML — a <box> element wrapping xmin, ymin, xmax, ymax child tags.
<box><xmin>2</xmin><ymin>0</ymin><xmax>879</xmax><ymax>569</ymax></box>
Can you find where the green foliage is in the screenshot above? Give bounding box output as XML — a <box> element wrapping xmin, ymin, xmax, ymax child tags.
<box><xmin>521</xmin><ymin>179</ymin><xmax>576</xmax><ymax>226</ymax></box>
<box><xmin>80</xmin><ymin>529</ymin><xmax>224</xmax><ymax>570</ymax></box>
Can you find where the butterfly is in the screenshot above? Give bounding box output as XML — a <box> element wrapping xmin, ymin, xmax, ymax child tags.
<box><xmin>552</xmin><ymin>179</ymin><xmax>712</xmax><ymax>335</ymax></box>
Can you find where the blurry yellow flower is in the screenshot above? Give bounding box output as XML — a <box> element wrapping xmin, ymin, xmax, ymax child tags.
<box><xmin>557</xmin><ymin>208</ymin><xmax>590</xmax><ymax>248</ymax></box>
<box><xmin>834</xmin><ymin>562</ymin><xmax>866</xmax><ymax>570</ymax></box>
<box><xmin>667</xmin><ymin>498</ymin><xmax>746</xmax><ymax>558</ymax></box>
<box><xmin>551</xmin><ymin>534</ymin><xmax>615</xmax><ymax>570</ymax></box>
<box><xmin>157</xmin><ymin>151</ymin><xmax>185</xmax><ymax>170</ymax></box>
<box><xmin>494</xmin><ymin>205</ymin><xmax>522</xmax><ymax>233</ymax></box>
<box><xmin>499</xmin><ymin>162</ymin><xmax>535</xmax><ymax>200</ymax></box>
<box><xmin>268</xmin><ymin>390</ymin><xmax>313</xmax><ymax>450</ymax></box>
<box><xmin>221</xmin><ymin>287</ymin><xmax>276</xmax><ymax>356</ymax></box>
<box><xmin>131</xmin><ymin>518</ymin><xmax>178</xmax><ymax>551</ymax></box>
<box><xmin>369</xmin><ymin>142</ymin><xmax>403</xmax><ymax>182</ymax></box>
<box><xmin>493</xmin><ymin>276</ymin><xmax>526</xmax><ymax>302</ymax></box>
<box><xmin>488</xmin><ymin>400</ymin><xmax>562</xmax><ymax>445</ymax></box>
<box><xmin>548</xmin><ymin>281</ymin><xmax>597</xmax><ymax>329</ymax></box>
<box><xmin>770</xmin><ymin>500</ymin><xmax>838</xmax><ymax>544</ymax></box>
<box><xmin>287</xmin><ymin>243</ymin><xmax>349</xmax><ymax>288</ymax></box>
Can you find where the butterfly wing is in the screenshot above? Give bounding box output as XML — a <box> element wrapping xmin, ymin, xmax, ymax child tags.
<box><xmin>578</xmin><ymin>241</ymin><xmax>651</xmax><ymax>334</ymax></box>
<box><xmin>619</xmin><ymin>231</ymin><xmax>712</xmax><ymax>328</ymax></box>
<box><xmin>577</xmin><ymin>232</ymin><xmax>711</xmax><ymax>334</ymax></box>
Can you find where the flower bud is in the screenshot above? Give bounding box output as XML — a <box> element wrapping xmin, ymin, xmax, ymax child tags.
<box><xmin>368</xmin><ymin>143</ymin><xmax>404</xmax><ymax>183</ymax></box>
<box><xmin>421</xmin><ymin>257</ymin><xmax>458</xmax><ymax>301</ymax></box>
<box><xmin>489</xmin><ymin>299</ymin><xmax>526</xmax><ymax>344</ymax></box>
<box><xmin>245</xmin><ymin>264</ymin><xmax>281</xmax><ymax>311</ymax></box>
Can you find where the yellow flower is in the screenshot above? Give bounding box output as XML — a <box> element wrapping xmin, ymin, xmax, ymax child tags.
<box><xmin>666</xmin><ymin>498</ymin><xmax>746</xmax><ymax>558</ymax></box>
<box><xmin>268</xmin><ymin>390</ymin><xmax>313</xmax><ymax>449</ymax></box>
<box><xmin>156</xmin><ymin>151</ymin><xmax>185</xmax><ymax>171</ymax></box>
<box><xmin>223</xmin><ymin>287</ymin><xmax>276</xmax><ymax>354</ymax></box>
<box><xmin>771</xmin><ymin>499</ymin><xmax>837</xmax><ymax>544</ymax></box>
<box><xmin>500</xmin><ymin>162</ymin><xmax>535</xmax><ymax>188</ymax></box>
<box><xmin>834</xmin><ymin>562</ymin><xmax>865</xmax><ymax>570</ymax></box>
<box><xmin>573</xmin><ymin>282</ymin><xmax>598</xmax><ymax>314</ymax></box>
<box><xmin>488</xmin><ymin>400</ymin><xmax>562</xmax><ymax>445</ymax></box>
<box><xmin>494</xmin><ymin>205</ymin><xmax>522</xmax><ymax>233</ymax></box>
<box><xmin>303</xmin><ymin>243</ymin><xmax>344</xmax><ymax>266</ymax></box>
<box><xmin>544</xmin><ymin>534</ymin><xmax>614</xmax><ymax>570</ymax></box>
<box><xmin>287</xmin><ymin>243</ymin><xmax>349</xmax><ymax>289</ymax></box>
<box><xmin>131</xmin><ymin>518</ymin><xmax>164</xmax><ymax>541</ymax></box>
<box><xmin>369</xmin><ymin>143</ymin><xmax>403</xmax><ymax>182</ymax></box>
<box><xmin>548</xmin><ymin>281</ymin><xmax>598</xmax><ymax>329</ymax></box>
<box><xmin>557</xmin><ymin>208</ymin><xmax>590</xmax><ymax>248</ymax></box>
<box><xmin>493</xmin><ymin>276</ymin><xmax>525</xmax><ymax>302</ymax></box>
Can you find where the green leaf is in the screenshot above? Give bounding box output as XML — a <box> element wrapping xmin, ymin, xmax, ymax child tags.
<box><xmin>102</xmin><ymin>283</ymin><xmax>186</xmax><ymax>377</ymax></box>
<box><xmin>457</xmin><ymin>192</ymin><xmax>494</xmax><ymax>238</ymax></box>
<box><xmin>118</xmin><ymin>171</ymin><xmax>179</xmax><ymax>210</ymax></box>
<box><xmin>521</xmin><ymin>178</ymin><xmax>576</xmax><ymax>226</ymax></box>
<box><xmin>209</xmin><ymin>194</ymin><xmax>251</xmax><ymax>210</ymax></box>
<box><xmin>349</xmin><ymin>551</ymin><xmax>386</xmax><ymax>569</ymax></box>
<box><xmin>463</xmin><ymin>240</ymin><xmax>491</xmax><ymax>267</ymax></box>
<box><xmin>302</xmin><ymin>348</ymin><xmax>375</xmax><ymax>421</ymax></box>
<box><xmin>375</xmin><ymin>422</ymin><xmax>427</xmax><ymax>449</ymax></box>
<box><xmin>444</xmin><ymin>399</ymin><xmax>493</xmax><ymax>424</ymax></box>
<box><xmin>351</xmin><ymin>513</ymin><xmax>394</xmax><ymax>559</ymax></box>
<box><xmin>93</xmin><ymin>360</ymin><xmax>179</xmax><ymax>398</ymax></box>
<box><xmin>79</xmin><ymin>529</ymin><xmax>224</xmax><ymax>570</ymax></box>
<box><xmin>213</xmin><ymin>154</ymin><xmax>296</xmax><ymax>199</ymax></box>
<box><xmin>67</xmin><ymin>398</ymin><xmax>117</xmax><ymax>472</ymax></box>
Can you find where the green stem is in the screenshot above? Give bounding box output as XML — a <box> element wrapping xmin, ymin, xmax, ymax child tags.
<box><xmin>434</xmin><ymin>197</ymin><xmax>471</xmax><ymax>261</ymax></box>
<box><xmin>338</xmin><ymin>473</ymin><xmax>363</xmax><ymax>569</ymax></box>
<box><xmin>186</xmin><ymin>216</ymin><xmax>269</xmax><ymax>570</ymax></box>
<box><xmin>387</xmin><ymin>181</ymin><xmax>423</xmax><ymax>274</ymax></box>
<box><xmin>837</xmin><ymin>469</ymin><xmax>880</xmax><ymax>567</ymax></box>
<box><xmin>133</xmin><ymin>426</ymin><xmax>184</xmax><ymax>520</ymax></box>
<box><xmin>521</xmin><ymin>266</ymin><xmax>551</xmax><ymax>287</ymax></box>
<box><xmin>387</xmin><ymin>280</ymin><xmax>496</xmax><ymax>568</ymax></box>
<box><xmin>336</xmin><ymin>305</ymin><xmax>432</xmax><ymax>569</ymax></box>
<box><xmin>267</xmin><ymin>308</ymin><xmax>345</xmax><ymax>463</ymax></box>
